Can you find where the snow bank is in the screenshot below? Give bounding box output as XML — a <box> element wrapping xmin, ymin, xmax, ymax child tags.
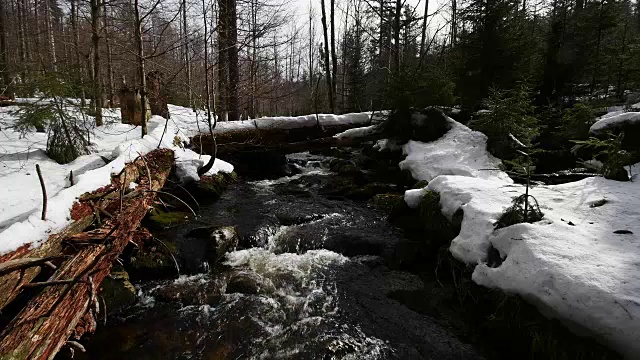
<box><xmin>429</xmin><ymin>174</ymin><xmax>640</xmax><ymax>357</ymax></box>
<box><xmin>590</xmin><ymin>112</ymin><xmax>640</xmax><ymax>135</ymax></box>
<box><xmin>399</xmin><ymin>119</ymin><xmax>510</xmax><ymax>183</ymax></box>
<box><xmin>399</xmin><ymin>115</ymin><xmax>640</xmax><ymax>356</ymax></box>
<box><xmin>0</xmin><ymin>107</ymin><xmax>232</xmax><ymax>255</ymax></box>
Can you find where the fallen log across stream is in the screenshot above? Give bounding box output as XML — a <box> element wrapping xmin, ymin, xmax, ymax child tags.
<box><xmin>192</xmin><ymin>124</ymin><xmax>381</xmax><ymax>157</ymax></box>
<box><xmin>0</xmin><ymin>149</ymin><xmax>174</xmax><ymax>360</ymax></box>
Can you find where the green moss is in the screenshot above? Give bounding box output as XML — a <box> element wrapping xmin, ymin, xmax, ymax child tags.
<box><xmin>147</xmin><ymin>211</ymin><xmax>191</xmax><ymax>230</ymax></box>
<box><xmin>418</xmin><ymin>191</ymin><xmax>459</xmax><ymax>242</ymax></box>
<box><xmin>368</xmin><ymin>193</ymin><xmax>404</xmax><ymax>212</ymax></box>
<box><xmin>413</xmin><ymin>180</ymin><xmax>429</xmax><ymax>189</ymax></box>
<box><xmin>101</xmin><ymin>266</ymin><xmax>137</xmax><ymax>314</ymax></box>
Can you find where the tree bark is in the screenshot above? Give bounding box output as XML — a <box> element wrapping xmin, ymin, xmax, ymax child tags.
<box><xmin>227</xmin><ymin>0</ymin><xmax>239</xmax><ymax>121</ymax></box>
<box><xmin>91</xmin><ymin>0</ymin><xmax>103</xmax><ymax>126</ymax></box>
<box><xmin>393</xmin><ymin>0</ymin><xmax>401</xmax><ymax>76</ymax></box>
<box><xmin>104</xmin><ymin>0</ymin><xmax>115</xmax><ymax>107</ymax></box>
<box><xmin>182</xmin><ymin>0</ymin><xmax>192</xmax><ymax>106</ymax></box>
<box><xmin>44</xmin><ymin>0</ymin><xmax>57</xmax><ymax>72</ymax></box>
<box><xmin>0</xmin><ymin>0</ymin><xmax>9</xmax><ymax>93</ymax></box>
<box><xmin>217</xmin><ymin>0</ymin><xmax>228</xmax><ymax>121</ymax></box>
<box><xmin>0</xmin><ymin>150</ymin><xmax>174</xmax><ymax>360</ymax></box>
<box><xmin>320</xmin><ymin>0</ymin><xmax>335</xmax><ymax>113</ymax></box>
<box><xmin>330</xmin><ymin>0</ymin><xmax>338</xmax><ymax>113</ymax></box>
<box><xmin>134</xmin><ymin>0</ymin><xmax>147</xmax><ymax>136</ymax></box>
<box><xmin>419</xmin><ymin>0</ymin><xmax>429</xmax><ymax>60</ymax></box>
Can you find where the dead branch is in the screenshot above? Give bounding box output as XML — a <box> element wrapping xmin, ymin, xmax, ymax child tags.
<box><xmin>0</xmin><ymin>256</ymin><xmax>69</xmax><ymax>277</ymax></box>
<box><xmin>36</xmin><ymin>164</ymin><xmax>47</xmax><ymax>220</ymax></box>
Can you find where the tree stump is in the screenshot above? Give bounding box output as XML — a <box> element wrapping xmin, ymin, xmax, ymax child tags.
<box><xmin>146</xmin><ymin>71</ymin><xmax>169</xmax><ymax>119</ymax></box>
<box><xmin>119</xmin><ymin>86</ymin><xmax>151</xmax><ymax>126</ymax></box>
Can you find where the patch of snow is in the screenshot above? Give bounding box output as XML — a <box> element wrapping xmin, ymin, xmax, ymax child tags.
<box><xmin>590</xmin><ymin>112</ymin><xmax>640</xmax><ymax>135</ymax></box>
<box><xmin>399</xmin><ymin>119</ymin><xmax>511</xmax><ymax>183</ymax></box>
<box><xmin>426</xmin><ymin>173</ymin><xmax>640</xmax><ymax>357</ymax></box>
<box><xmin>0</xmin><ymin>108</ymin><xmax>231</xmax><ymax>255</ymax></box>
<box><xmin>333</xmin><ymin>125</ymin><xmax>377</xmax><ymax>139</ymax></box>
<box><xmin>404</xmin><ymin>188</ymin><xmax>428</xmax><ymax>209</ymax></box>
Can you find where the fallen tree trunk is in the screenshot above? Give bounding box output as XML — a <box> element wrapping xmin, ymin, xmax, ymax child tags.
<box><xmin>0</xmin><ymin>149</ymin><xmax>174</xmax><ymax>360</ymax></box>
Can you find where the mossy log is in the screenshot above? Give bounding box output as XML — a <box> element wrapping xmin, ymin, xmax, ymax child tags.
<box><xmin>0</xmin><ymin>149</ymin><xmax>174</xmax><ymax>360</ymax></box>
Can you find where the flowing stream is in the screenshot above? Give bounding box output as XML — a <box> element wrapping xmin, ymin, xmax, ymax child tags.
<box><xmin>76</xmin><ymin>151</ymin><xmax>484</xmax><ymax>360</ymax></box>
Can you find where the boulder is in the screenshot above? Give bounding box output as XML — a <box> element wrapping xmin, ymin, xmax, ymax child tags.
<box><xmin>381</xmin><ymin>107</ymin><xmax>451</xmax><ymax>143</ymax></box>
<box><xmin>100</xmin><ymin>266</ymin><xmax>136</xmax><ymax>315</ymax></box>
<box><xmin>225</xmin><ymin>271</ymin><xmax>274</xmax><ymax>295</ymax></box>
<box><xmin>153</xmin><ymin>278</ymin><xmax>223</xmax><ymax>306</ymax></box>
<box><xmin>589</xmin><ymin>112</ymin><xmax>640</xmax><ymax>152</ymax></box>
<box><xmin>186</xmin><ymin>225</ymin><xmax>240</xmax><ymax>265</ymax></box>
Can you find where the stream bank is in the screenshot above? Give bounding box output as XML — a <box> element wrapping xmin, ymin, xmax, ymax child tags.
<box><xmin>68</xmin><ymin>142</ymin><xmax>620</xmax><ymax>359</ymax></box>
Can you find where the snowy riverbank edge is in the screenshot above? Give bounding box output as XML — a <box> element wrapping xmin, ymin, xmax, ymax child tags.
<box><xmin>398</xmin><ymin>118</ymin><xmax>640</xmax><ymax>358</ymax></box>
<box><xmin>0</xmin><ymin>104</ymin><xmax>374</xmax><ymax>256</ymax></box>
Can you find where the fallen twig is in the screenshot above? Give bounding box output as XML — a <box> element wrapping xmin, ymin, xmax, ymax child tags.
<box><xmin>0</xmin><ymin>256</ymin><xmax>69</xmax><ymax>277</ymax></box>
<box><xmin>152</xmin><ymin>236</ymin><xmax>180</xmax><ymax>276</ymax></box>
<box><xmin>36</xmin><ymin>164</ymin><xmax>47</xmax><ymax>220</ymax></box>
<box><xmin>144</xmin><ymin>190</ymin><xmax>197</xmax><ymax>217</ymax></box>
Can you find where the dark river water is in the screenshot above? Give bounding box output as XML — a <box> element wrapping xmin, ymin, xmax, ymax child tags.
<box><xmin>76</xmin><ymin>152</ymin><xmax>484</xmax><ymax>360</ymax></box>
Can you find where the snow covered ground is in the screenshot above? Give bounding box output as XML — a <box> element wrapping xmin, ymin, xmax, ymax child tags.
<box><xmin>399</xmin><ymin>116</ymin><xmax>640</xmax><ymax>357</ymax></box>
<box><xmin>0</xmin><ymin>104</ymin><xmax>375</xmax><ymax>256</ymax></box>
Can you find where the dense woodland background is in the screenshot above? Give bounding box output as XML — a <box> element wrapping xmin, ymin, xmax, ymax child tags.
<box><xmin>1</xmin><ymin>0</ymin><xmax>640</xmax><ymax>134</ymax></box>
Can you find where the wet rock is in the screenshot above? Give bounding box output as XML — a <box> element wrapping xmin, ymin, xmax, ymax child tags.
<box><xmin>348</xmin><ymin>182</ymin><xmax>398</xmax><ymax>200</ymax></box>
<box><xmin>225</xmin><ymin>271</ymin><xmax>274</xmax><ymax>295</ymax></box>
<box><xmin>368</xmin><ymin>193</ymin><xmax>404</xmax><ymax>212</ymax></box>
<box><xmin>153</xmin><ymin>278</ymin><xmax>223</xmax><ymax>306</ymax></box>
<box><xmin>146</xmin><ymin>210</ymin><xmax>191</xmax><ymax>230</ymax></box>
<box><xmin>413</xmin><ymin>180</ymin><xmax>429</xmax><ymax>189</ymax></box>
<box><xmin>100</xmin><ymin>266</ymin><xmax>136</xmax><ymax>315</ymax></box>
<box><xmin>190</xmin><ymin>172</ymin><xmax>237</xmax><ymax>200</ymax></box>
<box><xmin>128</xmin><ymin>239</ymin><xmax>179</xmax><ymax>281</ymax></box>
<box><xmin>209</xmin><ymin>226</ymin><xmax>240</xmax><ymax>264</ymax></box>
<box><xmin>186</xmin><ymin>225</ymin><xmax>240</xmax><ymax>266</ymax></box>
<box><xmin>381</xmin><ymin>107</ymin><xmax>451</xmax><ymax>143</ymax></box>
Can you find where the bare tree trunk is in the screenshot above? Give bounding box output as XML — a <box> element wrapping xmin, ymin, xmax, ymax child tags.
<box><xmin>320</xmin><ymin>0</ymin><xmax>335</xmax><ymax>113</ymax></box>
<box><xmin>217</xmin><ymin>0</ymin><xmax>228</xmax><ymax>121</ymax></box>
<box><xmin>227</xmin><ymin>0</ymin><xmax>239</xmax><ymax>121</ymax></box>
<box><xmin>198</xmin><ymin>0</ymin><xmax>218</xmax><ymax>176</ymax></box>
<box><xmin>90</xmin><ymin>0</ymin><xmax>103</xmax><ymax>126</ymax></box>
<box><xmin>104</xmin><ymin>0</ymin><xmax>115</xmax><ymax>107</ymax></box>
<box><xmin>590</xmin><ymin>0</ymin><xmax>605</xmax><ymax>95</ymax></box>
<box><xmin>71</xmin><ymin>0</ymin><xmax>85</xmax><ymax>107</ymax></box>
<box><xmin>182</xmin><ymin>0</ymin><xmax>192</xmax><ymax>106</ymax></box>
<box><xmin>308</xmin><ymin>0</ymin><xmax>314</xmax><ymax>112</ymax></box>
<box><xmin>17</xmin><ymin>0</ymin><xmax>27</xmax><ymax>82</ymax></box>
<box><xmin>419</xmin><ymin>0</ymin><xmax>429</xmax><ymax>59</ymax></box>
<box><xmin>44</xmin><ymin>0</ymin><xmax>57</xmax><ymax>71</ymax></box>
<box><xmin>451</xmin><ymin>0</ymin><xmax>457</xmax><ymax>47</ymax></box>
<box><xmin>393</xmin><ymin>0</ymin><xmax>401</xmax><ymax>76</ymax></box>
<box><xmin>249</xmin><ymin>0</ymin><xmax>257</xmax><ymax>118</ymax></box>
<box><xmin>330</xmin><ymin>0</ymin><xmax>338</xmax><ymax>113</ymax></box>
<box><xmin>0</xmin><ymin>0</ymin><xmax>9</xmax><ymax>93</ymax></box>
<box><xmin>134</xmin><ymin>0</ymin><xmax>147</xmax><ymax>136</ymax></box>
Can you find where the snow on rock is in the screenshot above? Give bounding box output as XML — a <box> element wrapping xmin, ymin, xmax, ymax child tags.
<box><xmin>442</xmin><ymin>175</ymin><xmax>640</xmax><ymax>358</ymax></box>
<box><xmin>427</xmin><ymin>176</ymin><xmax>518</xmax><ymax>264</ymax></box>
<box><xmin>399</xmin><ymin>119</ymin><xmax>510</xmax><ymax>183</ymax></box>
<box><xmin>589</xmin><ymin>112</ymin><xmax>640</xmax><ymax>135</ymax></box>
<box><xmin>399</xmin><ymin>114</ymin><xmax>640</xmax><ymax>356</ymax></box>
<box><xmin>333</xmin><ymin>125</ymin><xmax>378</xmax><ymax>139</ymax></box>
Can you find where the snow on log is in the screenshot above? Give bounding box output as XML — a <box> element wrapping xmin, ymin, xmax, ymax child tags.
<box><xmin>0</xmin><ymin>149</ymin><xmax>174</xmax><ymax>360</ymax></box>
